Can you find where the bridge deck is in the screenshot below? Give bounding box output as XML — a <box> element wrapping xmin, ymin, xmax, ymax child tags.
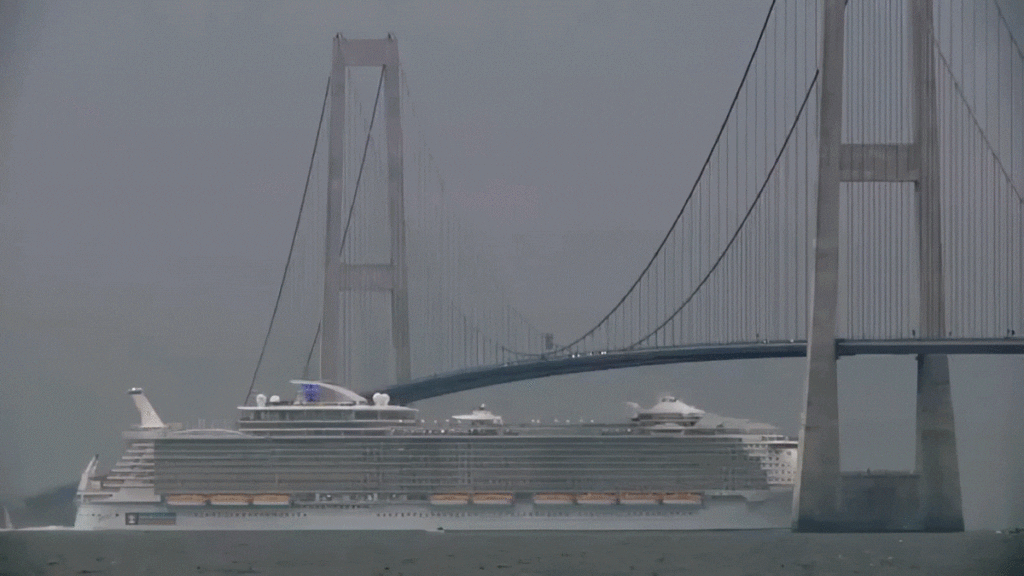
<box><xmin>376</xmin><ymin>339</ymin><xmax>1024</xmax><ymax>404</ymax></box>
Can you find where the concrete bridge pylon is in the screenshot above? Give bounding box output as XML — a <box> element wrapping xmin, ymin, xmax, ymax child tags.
<box><xmin>794</xmin><ymin>0</ymin><xmax>963</xmax><ymax>532</ymax></box>
<box><xmin>323</xmin><ymin>35</ymin><xmax>412</xmax><ymax>389</ymax></box>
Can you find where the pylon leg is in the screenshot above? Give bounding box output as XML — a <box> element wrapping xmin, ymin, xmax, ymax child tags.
<box><xmin>793</xmin><ymin>0</ymin><xmax>846</xmax><ymax>533</ymax></box>
<box><xmin>916</xmin><ymin>354</ymin><xmax>964</xmax><ymax>531</ymax></box>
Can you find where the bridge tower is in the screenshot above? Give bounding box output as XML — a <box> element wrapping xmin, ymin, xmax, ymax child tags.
<box><xmin>795</xmin><ymin>0</ymin><xmax>963</xmax><ymax>532</ymax></box>
<box><xmin>322</xmin><ymin>35</ymin><xmax>412</xmax><ymax>387</ymax></box>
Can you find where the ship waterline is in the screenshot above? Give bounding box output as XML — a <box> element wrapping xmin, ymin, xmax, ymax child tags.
<box><xmin>76</xmin><ymin>496</ymin><xmax>794</xmax><ymax>531</ymax></box>
<box><xmin>74</xmin><ymin>383</ymin><xmax>798</xmax><ymax>530</ymax></box>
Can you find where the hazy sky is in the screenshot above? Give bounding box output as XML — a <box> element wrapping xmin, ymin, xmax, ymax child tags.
<box><xmin>1</xmin><ymin>1</ymin><xmax>1022</xmax><ymax>530</ymax></box>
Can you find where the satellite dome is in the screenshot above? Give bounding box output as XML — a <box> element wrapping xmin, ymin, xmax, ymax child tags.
<box><xmin>646</xmin><ymin>396</ymin><xmax>704</xmax><ymax>415</ymax></box>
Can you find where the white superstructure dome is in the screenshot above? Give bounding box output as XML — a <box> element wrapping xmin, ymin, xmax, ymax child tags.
<box><xmin>627</xmin><ymin>395</ymin><xmax>706</xmax><ymax>427</ymax></box>
<box><xmin>451</xmin><ymin>404</ymin><xmax>503</xmax><ymax>426</ymax></box>
<box><xmin>645</xmin><ymin>396</ymin><xmax>705</xmax><ymax>416</ymax></box>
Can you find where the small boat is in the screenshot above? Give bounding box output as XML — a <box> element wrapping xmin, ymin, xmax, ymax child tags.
<box><xmin>532</xmin><ymin>493</ymin><xmax>575</xmax><ymax>505</ymax></box>
<box><xmin>165</xmin><ymin>494</ymin><xmax>208</xmax><ymax>506</ymax></box>
<box><xmin>576</xmin><ymin>492</ymin><xmax>617</xmax><ymax>505</ymax></box>
<box><xmin>209</xmin><ymin>494</ymin><xmax>253</xmax><ymax>506</ymax></box>
<box><xmin>662</xmin><ymin>492</ymin><xmax>702</xmax><ymax>505</ymax></box>
<box><xmin>471</xmin><ymin>493</ymin><xmax>513</xmax><ymax>505</ymax></box>
<box><xmin>619</xmin><ymin>492</ymin><xmax>661</xmax><ymax>505</ymax></box>
<box><xmin>252</xmin><ymin>494</ymin><xmax>291</xmax><ymax>506</ymax></box>
<box><xmin>429</xmin><ymin>493</ymin><xmax>470</xmax><ymax>505</ymax></box>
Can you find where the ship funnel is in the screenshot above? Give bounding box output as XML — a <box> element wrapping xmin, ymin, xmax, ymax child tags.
<box><xmin>127</xmin><ymin>387</ymin><xmax>166</xmax><ymax>428</ymax></box>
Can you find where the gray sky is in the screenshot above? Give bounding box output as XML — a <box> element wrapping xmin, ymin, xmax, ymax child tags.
<box><xmin>1</xmin><ymin>1</ymin><xmax>1022</xmax><ymax>530</ymax></box>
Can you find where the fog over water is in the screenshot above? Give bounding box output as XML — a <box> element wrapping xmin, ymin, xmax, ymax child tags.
<box><xmin>0</xmin><ymin>0</ymin><xmax>1022</xmax><ymax>532</ymax></box>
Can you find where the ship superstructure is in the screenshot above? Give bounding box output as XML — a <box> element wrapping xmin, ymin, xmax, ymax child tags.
<box><xmin>75</xmin><ymin>384</ymin><xmax>797</xmax><ymax>530</ymax></box>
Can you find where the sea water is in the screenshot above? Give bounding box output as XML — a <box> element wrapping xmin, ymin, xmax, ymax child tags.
<box><xmin>0</xmin><ymin>529</ymin><xmax>1021</xmax><ymax>575</ymax></box>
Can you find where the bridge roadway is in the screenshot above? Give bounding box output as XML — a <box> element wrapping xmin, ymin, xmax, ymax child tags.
<box><xmin>375</xmin><ymin>338</ymin><xmax>1024</xmax><ymax>404</ymax></box>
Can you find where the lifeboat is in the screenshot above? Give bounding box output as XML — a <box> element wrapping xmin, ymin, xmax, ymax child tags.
<box><xmin>429</xmin><ymin>493</ymin><xmax>470</xmax><ymax>505</ymax></box>
<box><xmin>662</xmin><ymin>492</ymin><xmax>703</xmax><ymax>505</ymax></box>
<box><xmin>471</xmin><ymin>493</ymin><xmax>513</xmax><ymax>505</ymax></box>
<box><xmin>208</xmin><ymin>494</ymin><xmax>253</xmax><ymax>506</ymax></box>
<box><xmin>619</xmin><ymin>492</ymin><xmax>661</xmax><ymax>505</ymax></box>
<box><xmin>252</xmin><ymin>494</ymin><xmax>291</xmax><ymax>506</ymax></box>
<box><xmin>576</xmin><ymin>492</ymin><xmax>617</xmax><ymax>505</ymax></box>
<box><xmin>165</xmin><ymin>494</ymin><xmax>207</xmax><ymax>506</ymax></box>
<box><xmin>533</xmin><ymin>493</ymin><xmax>575</xmax><ymax>505</ymax></box>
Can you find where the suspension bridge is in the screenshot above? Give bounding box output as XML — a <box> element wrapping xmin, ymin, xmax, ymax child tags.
<box><xmin>246</xmin><ymin>0</ymin><xmax>1023</xmax><ymax>532</ymax></box>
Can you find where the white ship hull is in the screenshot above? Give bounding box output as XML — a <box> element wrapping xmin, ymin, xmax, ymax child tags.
<box><xmin>75</xmin><ymin>492</ymin><xmax>791</xmax><ymax>531</ymax></box>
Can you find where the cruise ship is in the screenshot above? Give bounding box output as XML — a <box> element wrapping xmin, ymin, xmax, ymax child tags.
<box><xmin>74</xmin><ymin>383</ymin><xmax>797</xmax><ymax>530</ymax></box>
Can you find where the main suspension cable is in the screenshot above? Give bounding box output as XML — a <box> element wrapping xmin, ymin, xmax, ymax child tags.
<box><xmin>503</xmin><ymin>0</ymin><xmax>780</xmax><ymax>358</ymax></box>
<box><xmin>245</xmin><ymin>77</ymin><xmax>330</xmax><ymax>405</ymax></box>
<box><xmin>630</xmin><ymin>69</ymin><xmax>819</xmax><ymax>349</ymax></box>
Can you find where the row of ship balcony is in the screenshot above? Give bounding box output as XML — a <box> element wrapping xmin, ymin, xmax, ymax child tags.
<box><xmin>161</xmin><ymin>492</ymin><xmax>704</xmax><ymax>507</ymax></box>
